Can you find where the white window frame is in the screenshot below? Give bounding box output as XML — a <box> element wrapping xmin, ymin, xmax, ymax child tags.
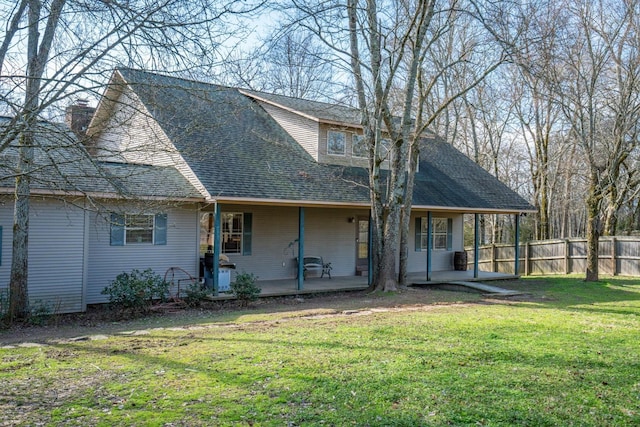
<box><xmin>327</xmin><ymin>130</ymin><xmax>346</xmax><ymax>156</ymax></box>
<box><xmin>221</xmin><ymin>212</ymin><xmax>243</xmax><ymax>254</ymax></box>
<box><xmin>352</xmin><ymin>133</ymin><xmax>368</xmax><ymax>158</ymax></box>
<box><xmin>431</xmin><ymin>218</ymin><xmax>449</xmax><ymax>250</ymax></box>
<box><xmin>419</xmin><ymin>217</ymin><xmax>451</xmax><ymax>251</ymax></box>
<box><xmin>125</xmin><ymin>213</ymin><xmax>155</xmax><ymax>244</ymax></box>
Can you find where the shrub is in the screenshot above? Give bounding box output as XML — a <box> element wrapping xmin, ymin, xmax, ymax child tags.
<box><xmin>102</xmin><ymin>268</ymin><xmax>169</xmax><ymax>314</ymax></box>
<box><xmin>230</xmin><ymin>272</ymin><xmax>260</xmax><ymax>307</ymax></box>
<box><xmin>184</xmin><ymin>281</ymin><xmax>211</xmax><ymax>307</ymax></box>
<box><xmin>27</xmin><ymin>300</ymin><xmax>53</xmax><ymax>326</ymax></box>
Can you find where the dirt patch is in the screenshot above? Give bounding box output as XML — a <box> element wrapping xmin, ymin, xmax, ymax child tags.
<box><xmin>0</xmin><ymin>285</ymin><xmax>542</xmax><ymax>346</ymax></box>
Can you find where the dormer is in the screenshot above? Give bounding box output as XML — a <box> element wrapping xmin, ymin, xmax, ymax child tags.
<box><xmin>240</xmin><ymin>90</ymin><xmax>379</xmax><ymax>168</ymax></box>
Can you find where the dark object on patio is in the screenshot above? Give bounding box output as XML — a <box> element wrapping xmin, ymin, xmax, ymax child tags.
<box><xmin>298</xmin><ymin>256</ymin><xmax>332</xmax><ymax>279</ymax></box>
<box><xmin>203</xmin><ymin>253</ymin><xmax>237</xmax><ymax>271</ymax></box>
<box><xmin>454</xmin><ymin>251</ymin><xmax>468</xmax><ymax>271</ymax></box>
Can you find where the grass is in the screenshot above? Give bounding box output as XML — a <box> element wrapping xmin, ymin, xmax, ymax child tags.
<box><xmin>1</xmin><ymin>276</ymin><xmax>640</xmax><ymax>426</ymax></box>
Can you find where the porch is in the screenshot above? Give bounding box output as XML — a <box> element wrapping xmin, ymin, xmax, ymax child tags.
<box><xmin>209</xmin><ymin>270</ymin><xmax>519</xmax><ymax>300</ymax></box>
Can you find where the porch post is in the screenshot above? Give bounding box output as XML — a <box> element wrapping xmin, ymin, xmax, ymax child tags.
<box><xmin>213</xmin><ymin>202</ymin><xmax>221</xmax><ymax>296</ymax></box>
<box><xmin>426</xmin><ymin>211</ymin><xmax>432</xmax><ymax>281</ymax></box>
<box><xmin>368</xmin><ymin>211</ymin><xmax>372</xmax><ymax>286</ymax></box>
<box><xmin>474</xmin><ymin>213</ymin><xmax>480</xmax><ymax>279</ymax></box>
<box><xmin>297</xmin><ymin>207</ymin><xmax>305</xmax><ymax>291</ymax></box>
<box><xmin>514</xmin><ymin>213</ymin><xmax>520</xmax><ymax>276</ymax></box>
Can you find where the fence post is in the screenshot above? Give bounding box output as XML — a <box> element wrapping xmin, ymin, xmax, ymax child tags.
<box><xmin>491</xmin><ymin>244</ymin><xmax>497</xmax><ymax>272</ymax></box>
<box><xmin>564</xmin><ymin>239</ymin><xmax>570</xmax><ymax>274</ymax></box>
<box><xmin>612</xmin><ymin>237</ymin><xmax>617</xmax><ymax>276</ymax></box>
<box><xmin>524</xmin><ymin>241</ymin><xmax>530</xmax><ymax>276</ymax></box>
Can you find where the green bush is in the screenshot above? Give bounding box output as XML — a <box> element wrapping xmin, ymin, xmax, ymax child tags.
<box><xmin>184</xmin><ymin>281</ymin><xmax>211</xmax><ymax>307</ymax></box>
<box><xmin>26</xmin><ymin>300</ymin><xmax>53</xmax><ymax>326</ymax></box>
<box><xmin>102</xmin><ymin>268</ymin><xmax>169</xmax><ymax>313</ymax></box>
<box><xmin>230</xmin><ymin>272</ymin><xmax>260</xmax><ymax>307</ymax></box>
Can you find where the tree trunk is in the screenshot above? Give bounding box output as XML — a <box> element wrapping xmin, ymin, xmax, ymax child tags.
<box><xmin>8</xmin><ymin>0</ymin><xmax>65</xmax><ymax>320</ymax></box>
<box><xmin>585</xmin><ymin>184</ymin><xmax>600</xmax><ymax>282</ymax></box>
<box><xmin>9</xmin><ymin>134</ymin><xmax>32</xmax><ymax>320</ymax></box>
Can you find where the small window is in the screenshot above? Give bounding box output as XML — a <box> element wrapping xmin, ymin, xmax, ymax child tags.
<box><xmin>352</xmin><ymin>134</ymin><xmax>368</xmax><ymax>158</ymax></box>
<box><xmin>327</xmin><ymin>130</ymin><xmax>346</xmax><ymax>155</ymax></box>
<box><xmin>126</xmin><ymin>214</ymin><xmax>154</xmax><ymax>244</ymax></box>
<box><xmin>416</xmin><ymin>216</ymin><xmax>452</xmax><ymax>251</ymax></box>
<box><xmin>110</xmin><ymin>213</ymin><xmax>167</xmax><ymax>246</ymax></box>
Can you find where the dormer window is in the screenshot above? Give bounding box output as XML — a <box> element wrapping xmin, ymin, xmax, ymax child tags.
<box><xmin>327</xmin><ymin>130</ymin><xmax>346</xmax><ymax>156</ymax></box>
<box><xmin>352</xmin><ymin>134</ymin><xmax>368</xmax><ymax>158</ymax></box>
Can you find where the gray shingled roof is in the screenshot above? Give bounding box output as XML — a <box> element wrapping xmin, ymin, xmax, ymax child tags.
<box><xmin>0</xmin><ymin>117</ymin><xmax>201</xmax><ymax>200</ymax></box>
<box><xmin>117</xmin><ymin>68</ymin><xmax>534</xmax><ymax>212</ymax></box>
<box><xmin>240</xmin><ymin>89</ymin><xmax>362</xmax><ymax>124</ymax></box>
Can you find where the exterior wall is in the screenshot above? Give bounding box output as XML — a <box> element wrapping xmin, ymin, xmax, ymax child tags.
<box><xmin>91</xmin><ymin>89</ymin><xmax>209</xmax><ymax>198</ymax></box>
<box><xmin>407</xmin><ymin>212</ymin><xmax>465</xmax><ymax>272</ymax></box>
<box><xmin>0</xmin><ymin>197</ymin><xmax>87</xmax><ymax>313</ymax></box>
<box><xmin>219</xmin><ymin>205</ymin><xmax>370</xmax><ymax>280</ymax></box>
<box><xmin>318</xmin><ymin>123</ymin><xmax>370</xmax><ymax>168</ymax></box>
<box><xmin>0</xmin><ymin>197</ymin><xmax>468</xmax><ymax>313</ymax></box>
<box><xmin>93</xmin><ymin>90</ymin><xmax>176</xmax><ymax>165</ymax></box>
<box><xmin>217</xmin><ymin>206</ymin><xmax>465</xmax><ymax>281</ymax></box>
<box><xmin>86</xmin><ymin>203</ymin><xmax>200</xmax><ymax>304</ymax></box>
<box><xmin>258</xmin><ymin>102</ymin><xmax>320</xmax><ymax>160</ymax></box>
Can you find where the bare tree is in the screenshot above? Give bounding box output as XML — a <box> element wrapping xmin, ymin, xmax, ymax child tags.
<box><xmin>539</xmin><ymin>0</ymin><xmax>640</xmax><ymax>280</ymax></box>
<box><xmin>0</xmin><ymin>0</ymin><xmax>262</xmax><ymax>320</ymax></box>
<box><xmin>285</xmin><ymin>0</ymin><xmax>506</xmax><ymax>290</ymax></box>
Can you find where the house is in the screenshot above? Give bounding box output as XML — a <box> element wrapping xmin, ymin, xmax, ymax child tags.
<box><xmin>0</xmin><ymin>68</ymin><xmax>534</xmax><ymax>313</ymax></box>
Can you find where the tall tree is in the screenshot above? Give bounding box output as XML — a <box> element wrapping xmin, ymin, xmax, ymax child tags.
<box><xmin>542</xmin><ymin>0</ymin><xmax>640</xmax><ymax>280</ymax></box>
<box><xmin>0</xmin><ymin>0</ymin><xmax>261</xmax><ymax>320</ymax></box>
<box><xmin>287</xmin><ymin>0</ymin><xmax>506</xmax><ymax>290</ymax></box>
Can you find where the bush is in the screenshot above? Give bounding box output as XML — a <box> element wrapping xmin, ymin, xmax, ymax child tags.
<box><xmin>184</xmin><ymin>281</ymin><xmax>211</xmax><ymax>307</ymax></box>
<box><xmin>102</xmin><ymin>268</ymin><xmax>169</xmax><ymax>314</ymax></box>
<box><xmin>230</xmin><ymin>272</ymin><xmax>260</xmax><ymax>307</ymax></box>
<box><xmin>27</xmin><ymin>300</ymin><xmax>53</xmax><ymax>326</ymax></box>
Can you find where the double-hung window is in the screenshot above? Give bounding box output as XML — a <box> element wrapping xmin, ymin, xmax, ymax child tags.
<box><xmin>352</xmin><ymin>134</ymin><xmax>368</xmax><ymax>158</ymax></box>
<box><xmin>222</xmin><ymin>213</ymin><xmax>243</xmax><ymax>254</ymax></box>
<box><xmin>327</xmin><ymin>130</ymin><xmax>346</xmax><ymax>155</ymax></box>
<box><xmin>200</xmin><ymin>212</ymin><xmax>253</xmax><ymax>255</ymax></box>
<box><xmin>415</xmin><ymin>216</ymin><xmax>452</xmax><ymax>251</ymax></box>
<box><xmin>110</xmin><ymin>213</ymin><xmax>167</xmax><ymax>246</ymax></box>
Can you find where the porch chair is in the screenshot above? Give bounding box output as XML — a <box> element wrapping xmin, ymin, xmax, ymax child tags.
<box><xmin>298</xmin><ymin>256</ymin><xmax>332</xmax><ymax>279</ymax></box>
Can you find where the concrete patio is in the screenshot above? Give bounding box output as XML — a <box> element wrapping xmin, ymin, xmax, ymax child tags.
<box><xmin>210</xmin><ymin>269</ymin><xmax>519</xmax><ymax>300</ymax></box>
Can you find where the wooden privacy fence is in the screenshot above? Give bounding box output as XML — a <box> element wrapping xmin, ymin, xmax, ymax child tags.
<box><xmin>466</xmin><ymin>236</ymin><xmax>640</xmax><ymax>277</ymax></box>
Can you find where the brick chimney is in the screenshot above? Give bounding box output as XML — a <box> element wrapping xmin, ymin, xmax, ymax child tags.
<box><xmin>65</xmin><ymin>99</ymin><xmax>95</xmax><ymax>138</ymax></box>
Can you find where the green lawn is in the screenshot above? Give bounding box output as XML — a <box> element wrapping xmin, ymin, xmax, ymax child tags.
<box><xmin>2</xmin><ymin>276</ymin><xmax>640</xmax><ymax>426</ymax></box>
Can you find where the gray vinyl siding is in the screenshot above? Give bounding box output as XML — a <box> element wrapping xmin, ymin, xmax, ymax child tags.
<box><xmin>0</xmin><ymin>197</ymin><xmax>87</xmax><ymax>313</ymax></box>
<box><xmin>86</xmin><ymin>203</ymin><xmax>200</xmax><ymax>304</ymax></box>
<box><xmin>408</xmin><ymin>213</ymin><xmax>464</xmax><ymax>272</ymax></box>
<box><xmin>258</xmin><ymin>102</ymin><xmax>320</xmax><ymax>160</ymax></box>
<box><xmin>219</xmin><ymin>205</ymin><xmax>370</xmax><ymax>280</ymax></box>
